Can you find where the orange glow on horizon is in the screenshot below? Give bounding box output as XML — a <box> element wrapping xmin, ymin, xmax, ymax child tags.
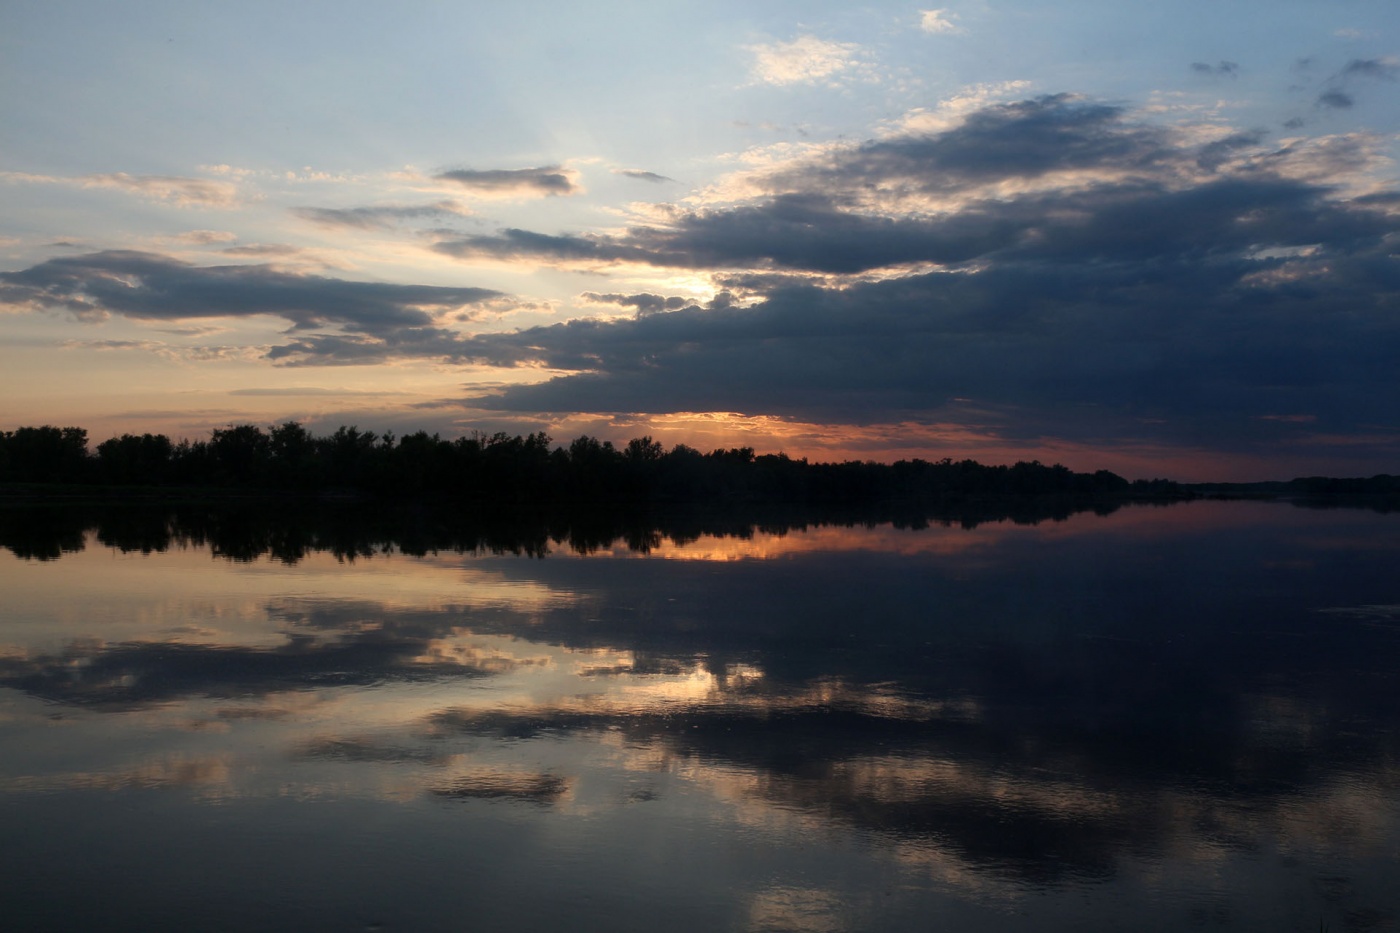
<box><xmin>551</xmin><ymin>411</ymin><xmax>1336</xmax><ymax>483</ymax></box>
<box><xmin>19</xmin><ymin>402</ymin><xmax>1395</xmax><ymax>485</ymax></box>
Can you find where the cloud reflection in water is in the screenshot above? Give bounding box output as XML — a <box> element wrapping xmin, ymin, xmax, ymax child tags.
<box><xmin>1</xmin><ymin>500</ymin><xmax>1399</xmax><ymax>930</ymax></box>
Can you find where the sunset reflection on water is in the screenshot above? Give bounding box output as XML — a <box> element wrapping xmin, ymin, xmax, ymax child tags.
<box><xmin>1</xmin><ymin>500</ymin><xmax>1398</xmax><ymax>931</ymax></box>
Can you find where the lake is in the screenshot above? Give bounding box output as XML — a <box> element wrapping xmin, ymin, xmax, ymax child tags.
<box><xmin>1</xmin><ymin>498</ymin><xmax>1397</xmax><ymax>932</ymax></box>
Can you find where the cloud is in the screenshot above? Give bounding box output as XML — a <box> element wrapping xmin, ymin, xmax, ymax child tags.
<box><xmin>0</xmin><ymin>598</ymin><xmax>515</xmax><ymax>708</ymax></box>
<box><xmin>7</xmin><ymin>93</ymin><xmax>1394</xmax><ymax>467</ymax></box>
<box><xmin>1190</xmin><ymin>60</ymin><xmax>1239</xmax><ymax>78</ymax></box>
<box><xmin>415</xmin><ymin>95</ymin><xmax>1400</xmax><ymax>457</ymax></box>
<box><xmin>447</xmin><ymin>247</ymin><xmax>1400</xmax><ymax>452</ymax></box>
<box><xmin>747</xmin><ymin>35</ymin><xmax>865</xmax><ymax>86</ymax></box>
<box><xmin>220</xmin><ymin>243</ymin><xmax>306</xmax><ymax>257</ymax></box>
<box><xmin>0</xmin><ymin>250</ymin><xmax>504</xmax><ymax>343</ymax></box>
<box><xmin>1314</xmin><ymin>58</ymin><xmax>1399</xmax><ymax>110</ymax></box>
<box><xmin>1339</xmin><ymin>58</ymin><xmax>1400</xmax><ymax>81</ymax></box>
<box><xmin>435</xmin><ymin>197</ymin><xmax>1029</xmax><ymax>276</ymax></box>
<box><xmin>433</xmin><ymin>166</ymin><xmax>580</xmax><ymax>198</ymax></box>
<box><xmin>580</xmin><ymin>292</ymin><xmax>696</xmax><ymax>315</ymax></box>
<box><xmin>0</xmin><ymin>171</ymin><xmax>241</xmax><ymax>207</ymax></box>
<box><xmin>86</xmin><ymin>173</ymin><xmax>240</xmax><ymax>207</ymax></box>
<box><xmin>433</xmin><ymin>228</ymin><xmax>654</xmax><ymax>267</ymax></box>
<box><xmin>1316</xmin><ymin>89</ymin><xmax>1354</xmax><ymax>109</ymax></box>
<box><xmin>292</xmin><ymin>200</ymin><xmax>471</xmax><ymax>230</ymax></box>
<box><xmin>263</xmin><ymin>328</ymin><xmax>496</xmax><ymax>367</ymax></box>
<box><xmin>228</xmin><ymin>386</ymin><xmax>407</xmax><ymax>397</ymax></box>
<box><xmin>918</xmin><ymin>9</ymin><xmax>959</xmax><ymax>34</ymax></box>
<box><xmin>434</xmin><ymin>96</ymin><xmax>1393</xmax><ymax>279</ymax></box>
<box><xmin>173</xmin><ymin>230</ymin><xmax>239</xmax><ymax>245</ymax></box>
<box><xmin>1193</xmin><ymin>130</ymin><xmax>1266</xmax><ymax>171</ymax></box>
<box><xmin>893</xmin><ymin>80</ymin><xmax>1035</xmax><ymax>135</ymax></box>
<box><xmin>58</xmin><ymin>338</ymin><xmax>264</xmax><ymax>363</ymax></box>
<box><xmin>432</xmin><ymin>98</ymin><xmax>1227</xmax><ymax>275</ymax></box>
<box><xmin>615</xmin><ymin>169</ymin><xmax>674</xmax><ymax>183</ymax></box>
<box><xmin>797</xmin><ymin>94</ymin><xmax>1173</xmax><ymax>190</ymax></box>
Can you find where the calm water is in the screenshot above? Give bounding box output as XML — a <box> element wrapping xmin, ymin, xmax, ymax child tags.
<box><xmin>1</xmin><ymin>499</ymin><xmax>1397</xmax><ymax>932</ymax></box>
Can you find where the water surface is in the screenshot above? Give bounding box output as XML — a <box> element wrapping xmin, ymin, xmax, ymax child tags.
<box><xmin>1</xmin><ymin>500</ymin><xmax>1397</xmax><ymax>931</ymax></box>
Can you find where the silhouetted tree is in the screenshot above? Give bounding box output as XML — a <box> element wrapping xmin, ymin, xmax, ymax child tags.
<box><xmin>322</xmin><ymin>425</ymin><xmax>379</xmax><ymax>488</ymax></box>
<box><xmin>391</xmin><ymin>430</ymin><xmax>457</xmax><ymax>494</ymax></box>
<box><xmin>209</xmin><ymin>424</ymin><xmax>271</xmax><ymax>485</ymax></box>
<box><xmin>268</xmin><ymin>421</ymin><xmax>318</xmax><ymax>489</ymax></box>
<box><xmin>0</xmin><ymin>426</ymin><xmax>91</xmax><ymax>483</ymax></box>
<box><xmin>566</xmin><ymin>435</ymin><xmax>623</xmax><ymax>500</ymax></box>
<box><xmin>97</xmin><ymin>433</ymin><xmax>173</xmax><ymax>485</ymax></box>
<box><xmin>624</xmin><ymin>436</ymin><xmax>664</xmax><ymax>462</ymax></box>
<box><xmin>5</xmin><ymin>420</ymin><xmax>1157</xmax><ymax>507</ymax></box>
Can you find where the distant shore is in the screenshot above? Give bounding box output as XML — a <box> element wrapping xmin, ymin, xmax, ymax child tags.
<box><xmin>2</xmin><ymin>423</ymin><xmax>1396</xmax><ymax>514</ymax></box>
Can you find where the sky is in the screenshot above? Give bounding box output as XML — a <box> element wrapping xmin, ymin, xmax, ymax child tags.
<box><xmin>2</xmin><ymin>0</ymin><xmax>1398</xmax><ymax>481</ymax></box>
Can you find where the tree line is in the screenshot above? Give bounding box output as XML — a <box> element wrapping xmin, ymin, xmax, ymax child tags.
<box><xmin>1</xmin><ymin>422</ymin><xmax>1149</xmax><ymax>504</ymax></box>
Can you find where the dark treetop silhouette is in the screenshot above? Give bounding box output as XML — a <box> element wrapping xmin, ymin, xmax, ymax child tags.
<box><xmin>2</xmin><ymin>422</ymin><xmax>1141</xmax><ymax>504</ymax></box>
<box><xmin>3</xmin><ymin>422</ymin><xmax>1396</xmax><ymax>511</ymax></box>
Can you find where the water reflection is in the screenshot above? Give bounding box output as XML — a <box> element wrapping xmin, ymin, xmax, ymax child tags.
<box><xmin>0</xmin><ymin>495</ymin><xmax>1144</xmax><ymax>564</ymax></box>
<box><xmin>1</xmin><ymin>500</ymin><xmax>1398</xmax><ymax>931</ymax></box>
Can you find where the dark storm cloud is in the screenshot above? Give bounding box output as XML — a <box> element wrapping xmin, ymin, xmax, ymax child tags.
<box><xmin>642</xmin><ymin>194</ymin><xmax>1027</xmax><ymax>272</ymax></box>
<box><xmin>433</xmin><ymin>165</ymin><xmax>579</xmax><ymax>196</ymax></box>
<box><xmin>791</xmin><ymin>95</ymin><xmax>1175</xmax><ymax>192</ymax></box>
<box><xmin>439</xmin><ymin>171</ymin><xmax>1384</xmax><ymax>278</ymax></box>
<box><xmin>436</xmin><ymin>96</ymin><xmax>1303</xmax><ymax>276</ymax></box>
<box><xmin>416</xmin><ymin>95</ymin><xmax>1400</xmax><ymax>452</ymax></box>
<box><xmin>436</xmin><ymin>194</ymin><xmax>1043</xmax><ymax>274</ymax></box>
<box><xmin>447</xmin><ymin>245</ymin><xmax>1400</xmax><ymax>448</ymax></box>
<box><xmin>102</xmin><ymin>93</ymin><xmax>1393</xmax><ymax>456</ymax></box>
<box><xmin>292</xmin><ymin>200</ymin><xmax>468</xmax><ymax>230</ymax></box>
<box><xmin>0</xmin><ymin>250</ymin><xmax>503</xmax><ymax>335</ymax></box>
